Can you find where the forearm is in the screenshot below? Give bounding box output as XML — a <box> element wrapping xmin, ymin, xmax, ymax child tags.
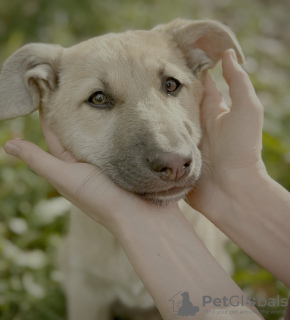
<box><xmin>213</xmin><ymin>164</ymin><xmax>290</xmax><ymax>287</ymax></box>
<box><xmin>113</xmin><ymin>206</ymin><xmax>262</xmax><ymax>319</ymax></box>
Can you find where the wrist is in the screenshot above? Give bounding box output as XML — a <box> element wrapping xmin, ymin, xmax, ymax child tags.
<box><xmin>207</xmin><ymin>159</ymin><xmax>270</xmax><ymax>227</ymax></box>
<box><xmin>211</xmin><ymin>161</ymin><xmax>290</xmax><ymax>285</ymax></box>
<box><xmin>108</xmin><ymin>199</ymin><xmax>182</xmax><ymax>242</ymax></box>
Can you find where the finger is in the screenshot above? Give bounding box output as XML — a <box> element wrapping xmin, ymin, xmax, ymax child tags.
<box><xmin>200</xmin><ymin>73</ymin><xmax>229</xmax><ymax>123</ymax></box>
<box><xmin>4</xmin><ymin>139</ymin><xmax>69</xmax><ymax>187</ymax></box>
<box><xmin>222</xmin><ymin>49</ymin><xmax>263</xmax><ymax>113</ymax></box>
<box><xmin>39</xmin><ymin>110</ymin><xmax>77</xmax><ymax>163</ymax></box>
<box><xmin>202</xmin><ymin>72</ymin><xmax>223</xmax><ymax>105</ymax></box>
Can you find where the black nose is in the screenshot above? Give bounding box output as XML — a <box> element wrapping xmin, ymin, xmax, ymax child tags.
<box><xmin>148</xmin><ymin>152</ymin><xmax>192</xmax><ymax>182</ymax></box>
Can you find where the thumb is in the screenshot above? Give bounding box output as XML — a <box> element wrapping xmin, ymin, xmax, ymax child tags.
<box><xmin>4</xmin><ymin>139</ymin><xmax>68</xmax><ymax>187</ymax></box>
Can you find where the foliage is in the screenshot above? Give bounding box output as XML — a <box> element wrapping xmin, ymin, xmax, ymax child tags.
<box><xmin>0</xmin><ymin>0</ymin><xmax>289</xmax><ymax>319</ymax></box>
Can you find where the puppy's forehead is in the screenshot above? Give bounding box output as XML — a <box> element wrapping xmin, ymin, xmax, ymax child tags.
<box><xmin>62</xmin><ymin>30</ymin><xmax>186</xmax><ymax>79</ymax></box>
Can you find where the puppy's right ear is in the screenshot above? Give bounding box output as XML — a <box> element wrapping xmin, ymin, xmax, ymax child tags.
<box><xmin>153</xmin><ymin>19</ymin><xmax>245</xmax><ymax>75</ymax></box>
<box><xmin>0</xmin><ymin>43</ymin><xmax>63</xmax><ymax>120</ymax></box>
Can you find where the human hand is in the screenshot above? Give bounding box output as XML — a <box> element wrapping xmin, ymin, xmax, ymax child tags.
<box><xmin>187</xmin><ymin>49</ymin><xmax>267</xmax><ymax>223</ymax></box>
<box><xmin>4</xmin><ymin>111</ymin><xmax>180</xmax><ymax>234</ymax></box>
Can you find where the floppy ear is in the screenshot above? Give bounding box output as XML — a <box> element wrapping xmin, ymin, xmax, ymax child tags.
<box><xmin>0</xmin><ymin>43</ymin><xmax>63</xmax><ymax>120</ymax></box>
<box><xmin>153</xmin><ymin>19</ymin><xmax>245</xmax><ymax>74</ymax></box>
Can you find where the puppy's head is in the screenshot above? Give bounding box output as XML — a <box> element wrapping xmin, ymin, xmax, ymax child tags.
<box><xmin>0</xmin><ymin>19</ymin><xmax>244</xmax><ymax>205</ymax></box>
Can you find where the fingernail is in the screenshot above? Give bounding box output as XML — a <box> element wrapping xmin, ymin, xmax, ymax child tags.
<box><xmin>230</xmin><ymin>49</ymin><xmax>237</xmax><ymax>62</ymax></box>
<box><xmin>4</xmin><ymin>142</ymin><xmax>20</xmax><ymax>156</ymax></box>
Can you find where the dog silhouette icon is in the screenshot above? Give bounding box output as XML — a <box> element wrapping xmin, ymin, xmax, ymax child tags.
<box><xmin>178</xmin><ymin>292</ymin><xmax>199</xmax><ymax>316</ymax></box>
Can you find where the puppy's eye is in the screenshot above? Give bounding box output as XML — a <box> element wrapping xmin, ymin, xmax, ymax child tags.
<box><xmin>164</xmin><ymin>77</ymin><xmax>181</xmax><ymax>94</ymax></box>
<box><xmin>89</xmin><ymin>91</ymin><xmax>107</xmax><ymax>105</ymax></box>
<box><xmin>88</xmin><ymin>91</ymin><xmax>112</xmax><ymax>107</ymax></box>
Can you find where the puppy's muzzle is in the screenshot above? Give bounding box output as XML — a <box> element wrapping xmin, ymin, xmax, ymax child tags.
<box><xmin>148</xmin><ymin>152</ymin><xmax>192</xmax><ymax>182</ymax></box>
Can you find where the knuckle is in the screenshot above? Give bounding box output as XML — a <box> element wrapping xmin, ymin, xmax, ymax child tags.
<box><xmin>254</xmin><ymin>102</ymin><xmax>264</xmax><ymax>115</ymax></box>
<box><xmin>247</xmin><ymin>91</ymin><xmax>263</xmax><ymax>108</ymax></box>
<box><xmin>238</xmin><ymin>69</ymin><xmax>250</xmax><ymax>83</ymax></box>
<box><xmin>50</xmin><ymin>177</ymin><xmax>67</xmax><ymax>197</ymax></box>
<box><xmin>25</xmin><ymin>153</ymin><xmax>34</xmax><ymax>170</ymax></box>
<box><xmin>51</xmin><ymin>165</ymin><xmax>72</xmax><ymax>193</ymax></box>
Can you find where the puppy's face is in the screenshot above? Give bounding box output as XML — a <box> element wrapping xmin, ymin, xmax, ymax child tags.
<box><xmin>0</xmin><ymin>19</ymin><xmax>244</xmax><ymax>205</ymax></box>
<box><xmin>49</xmin><ymin>31</ymin><xmax>203</xmax><ymax>204</ymax></box>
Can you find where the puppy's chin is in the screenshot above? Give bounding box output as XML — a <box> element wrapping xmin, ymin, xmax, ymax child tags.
<box><xmin>136</xmin><ymin>187</ymin><xmax>192</xmax><ymax>206</ymax></box>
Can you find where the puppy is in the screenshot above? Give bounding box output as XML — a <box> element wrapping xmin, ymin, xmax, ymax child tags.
<box><xmin>0</xmin><ymin>19</ymin><xmax>244</xmax><ymax>320</ymax></box>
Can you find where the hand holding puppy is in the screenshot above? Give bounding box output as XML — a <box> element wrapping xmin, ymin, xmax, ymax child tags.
<box><xmin>187</xmin><ymin>49</ymin><xmax>265</xmax><ymax>221</ymax></box>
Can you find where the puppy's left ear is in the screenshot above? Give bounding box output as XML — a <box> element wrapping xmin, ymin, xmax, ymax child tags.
<box><xmin>0</xmin><ymin>43</ymin><xmax>63</xmax><ymax>120</ymax></box>
<box><xmin>153</xmin><ymin>19</ymin><xmax>245</xmax><ymax>74</ymax></box>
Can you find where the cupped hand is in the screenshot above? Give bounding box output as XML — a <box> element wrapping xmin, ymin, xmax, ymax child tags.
<box><xmin>4</xmin><ymin>111</ymin><xmax>180</xmax><ymax>233</ymax></box>
<box><xmin>187</xmin><ymin>49</ymin><xmax>266</xmax><ymax>222</ymax></box>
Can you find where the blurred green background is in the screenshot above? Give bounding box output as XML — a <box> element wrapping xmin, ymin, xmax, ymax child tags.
<box><xmin>0</xmin><ymin>0</ymin><xmax>289</xmax><ymax>319</ymax></box>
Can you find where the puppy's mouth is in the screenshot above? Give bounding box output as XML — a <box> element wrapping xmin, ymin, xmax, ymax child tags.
<box><xmin>136</xmin><ymin>185</ymin><xmax>192</xmax><ymax>205</ymax></box>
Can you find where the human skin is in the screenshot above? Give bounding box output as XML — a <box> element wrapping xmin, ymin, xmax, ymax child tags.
<box><xmin>3</xmin><ymin>49</ymin><xmax>289</xmax><ymax>318</ymax></box>
<box><xmin>187</xmin><ymin>50</ymin><xmax>290</xmax><ymax>287</ymax></box>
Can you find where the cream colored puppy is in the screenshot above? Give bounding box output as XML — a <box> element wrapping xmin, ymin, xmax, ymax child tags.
<box><xmin>0</xmin><ymin>19</ymin><xmax>244</xmax><ymax>320</ymax></box>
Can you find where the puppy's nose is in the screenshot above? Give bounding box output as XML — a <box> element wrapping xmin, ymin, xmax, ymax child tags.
<box><xmin>149</xmin><ymin>152</ymin><xmax>192</xmax><ymax>182</ymax></box>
